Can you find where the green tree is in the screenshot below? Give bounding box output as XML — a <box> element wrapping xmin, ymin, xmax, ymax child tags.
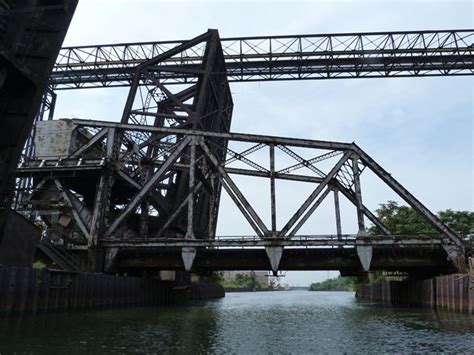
<box><xmin>309</xmin><ymin>276</ymin><xmax>353</xmax><ymax>291</ymax></box>
<box><xmin>369</xmin><ymin>201</ymin><xmax>473</xmax><ymax>243</ymax></box>
<box><xmin>438</xmin><ymin>209</ymin><xmax>474</xmax><ymax>239</ymax></box>
<box><xmin>231</xmin><ymin>273</ymin><xmax>262</xmax><ymax>290</ymax></box>
<box><xmin>352</xmin><ymin>202</ymin><xmax>473</xmax><ymax>288</ymax></box>
<box><xmin>369</xmin><ymin>201</ymin><xmax>434</xmax><ymax>235</ymax></box>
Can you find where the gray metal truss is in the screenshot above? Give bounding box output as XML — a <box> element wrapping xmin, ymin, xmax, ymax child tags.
<box><xmin>52</xmin><ymin>29</ymin><xmax>474</xmax><ymax>89</ymax></box>
<box><xmin>13</xmin><ymin>29</ymin><xmax>470</xmax><ymax>275</ymax></box>
<box><xmin>17</xmin><ymin>118</ymin><xmax>467</xmax><ymax>273</ymax></box>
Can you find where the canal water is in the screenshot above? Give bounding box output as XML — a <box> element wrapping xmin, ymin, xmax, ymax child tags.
<box><xmin>0</xmin><ymin>291</ymin><xmax>473</xmax><ymax>353</ymax></box>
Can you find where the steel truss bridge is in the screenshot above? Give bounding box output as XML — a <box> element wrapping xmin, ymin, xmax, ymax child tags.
<box><xmin>52</xmin><ymin>29</ymin><xmax>474</xmax><ymax>89</ymax></box>
<box><xmin>15</xmin><ymin>29</ymin><xmax>473</xmax><ymax>277</ymax></box>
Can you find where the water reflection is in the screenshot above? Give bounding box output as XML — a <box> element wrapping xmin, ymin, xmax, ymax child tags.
<box><xmin>0</xmin><ymin>291</ymin><xmax>472</xmax><ymax>353</ymax></box>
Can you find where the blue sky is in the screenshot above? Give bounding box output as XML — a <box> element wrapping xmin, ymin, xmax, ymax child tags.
<box><xmin>55</xmin><ymin>0</ymin><xmax>473</xmax><ymax>285</ymax></box>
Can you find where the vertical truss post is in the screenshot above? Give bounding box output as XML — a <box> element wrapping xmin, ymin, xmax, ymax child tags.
<box><xmin>183</xmin><ymin>138</ymin><xmax>197</xmax><ymax>272</ymax></box>
<box><xmin>88</xmin><ymin>172</ymin><xmax>112</xmax><ymax>271</ymax></box>
<box><xmin>269</xmin><ymin>144</ymin><xmax>276</xmax><ymax>236</ymax></box>
<box><xmin>352</xmin><ymin>154</ymin><xmax>366</xmax><ymax>235</ymax></box>
<box><xmin>208</xmin><ymin>173</ymin><xmax>216</xmax><ymax>236</ymax></box>
<box><xmin>88</xmin><ymin>128</ymin><xmax>117</xmax><ymax>271</ymax></box>
<box><xmin>199</xmin><ymin>138</ymin><xmax>269</xmax><ymax>238</ymax></box>
<box><xmin>352</xmin><ymin>154</ymin><xmax>372</xmax><ymax>271</ymax></box>
<box><xmin>47</xmin><ymin>90</ymin><xmax>57</xmax><ymax>121</ymax></box>
<box><xmin>186</xmin><ymin>138</ymin><xmax>197</xmax><ymax>239</ymax></box>
<box><xmin>266</xmin><ymin>143</ymin><xmax>281</xmax><ymax>276</ymax></box>
<box><xmin>139</xmin><ymin>161</ymin><xmax>151</xmax><ymax>238</ymax></box>
<box><xmin>333</xmin><ymin>188</ymin><xmax>342</xmax><ymax>240</ymax></box>
<box><xmin>120</xmin><ymin>71</ymin><xmax>141</xmax><ymax>124</ymax></box>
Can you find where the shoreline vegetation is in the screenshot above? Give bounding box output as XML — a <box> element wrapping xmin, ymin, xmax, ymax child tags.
<box><xmin>309</xmin><ymin>276</ymin><xmax>355</xmax><ymax>291</ymax></box>
<box><xmin>211</xmin><ymin>272</ymin><xmax>286</xmax><ymax>291</ymax></box>
<box><xmin>311</xmin><ymin>202</ymin><xmax>473</xmax><ymax>291</ymax></box>
<box><xmin>206</xmin><ymin>202</ymin><xmax>473</xmax><ymax>293</ymax></box>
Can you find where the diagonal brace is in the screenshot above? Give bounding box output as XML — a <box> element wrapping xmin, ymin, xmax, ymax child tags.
<box><xmin>68</xmin><ymin>128</ymin><xmax>107</xmax><ymax>158</ymax></box>
<box><xmin>279</xmin><ymin>151</ymin><xmax>351</xmax><ymax>237</ymax></box>
<box><xmin>103</xmin><ymin>136</ymin><xmax>191</xmax><ymax>238</ymax></box>
<box><xmin>199</xmin><ymin>138</ymin><xmax>270</xmax><ymax>238</ymax></box>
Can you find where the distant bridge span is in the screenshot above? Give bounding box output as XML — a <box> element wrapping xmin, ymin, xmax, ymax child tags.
<box><xmin>52</xmin><ymin>29</ymin><xmax>474</xmax><ymax>89</ymax></box>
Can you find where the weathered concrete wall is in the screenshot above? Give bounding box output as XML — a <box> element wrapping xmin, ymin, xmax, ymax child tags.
<box><xmin>356</xmin><ymin>274</ymin><xmax>473</xmax><ymax>314</ymax></box>
<box><xmin>0</xmin><ymin>266</ymin><xmax>224</xmax><ymax>315</ymax></box>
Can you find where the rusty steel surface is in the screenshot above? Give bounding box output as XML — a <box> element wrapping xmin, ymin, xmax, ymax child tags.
<box><xmin>357</xmin><ymin>274</ymin><xmax>474</xmax><ymax>314</ymax></box>
<box><xmin>113</xmin><ymin>247</ymin><xmax>454</xmax><ymax>275</ymax></box>
<box><xmin>0</xmin><ymin>0</ymin><xmax>78</xmax><ymax>244</ymax></box>
<box><xmin>10</xmin><ymin>29</ymin><xmax>470</xmax><ymax>278</ymax></box>
<box><xmin>0</xmin><ymin>266</ymin><xmax>186</xmax><ymax>315</ymax></box>
<box><xmin>16</xmin><ymin>117</ymin><xmax>467</xmax><ymax>276</ymax></box>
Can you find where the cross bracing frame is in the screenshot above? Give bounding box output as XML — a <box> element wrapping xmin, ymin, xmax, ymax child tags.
<box><xmin>14</xmin><ymin>29</ymin><xmax>471</xmax><ymax>276</ymax></box>
<box><xmin>17</xmin><ymin>119</ymin><xmax>466</xmax><ymax>274</ymax></box>
<box><xmin>52</xmin><ymin>29</ymin><xmax>474</xmax><ymax>89</ymax></box>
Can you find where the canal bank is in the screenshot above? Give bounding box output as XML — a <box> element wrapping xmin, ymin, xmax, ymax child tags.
<box><xmin>1</xmin><ymin>291</ymin><xmax>473</xmax><ymax>353</ymax></box>
<box><xmin>0</xmin><ymin>266</ymin><xmax>224</xmax><ymax>315</ymax></box>
<box><xmin>356</xmin><ymin>273</ymin><xmax>474</xmax><ymax>313</ymax></box>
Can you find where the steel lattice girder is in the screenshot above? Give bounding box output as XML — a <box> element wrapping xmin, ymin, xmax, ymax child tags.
<box><xmin>16</xmin><ymin>29</ymin><xmax>471</xmax><ymax>274</ymax></box>
<box><xmin>51</xmin><ymin>29</ymin><xmax>474</xmax><ymax>89</ymax></box>
<box><xmin>17</xmin><ymin>118</ymin><xmax>467</xmax><ymax>273</ymax></box>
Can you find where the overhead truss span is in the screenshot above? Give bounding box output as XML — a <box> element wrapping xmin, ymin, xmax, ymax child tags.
<box><xmin>52</xmin><ymin>29</ymin><xmax>474</xmax><ymax>89</ymax></box>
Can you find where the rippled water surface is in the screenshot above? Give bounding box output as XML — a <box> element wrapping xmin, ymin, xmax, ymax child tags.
<box><xmin>1</xmin><ymin>291</ymin><xmax>473</xmax><ymax>353</ymax></box>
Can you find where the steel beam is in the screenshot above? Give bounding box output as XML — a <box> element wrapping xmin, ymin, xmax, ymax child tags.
<box><xmin>333</xmin><ymin>188</ymin><xmax>342</xmax><ymax>240</ymax></box>
<box><xmin>53</xmin><ymin>179</ymin><xmax>91</xmax><ymax>242</ymax></box>
<box><xmin>269</xmin><ymin>144</ymin><xmax>277</xmax><ymax>236</ymax></box>
<box><xmin>352</xmin><ymin>144</ymin><xmax>465</xmax><ymax>249</ymax></box>
<box><xmin>200</xmin><ymin>138</ymin><xmax>269</xmax><ymax>238</ymax></box>
<box><xmin>102</xmin><ymin>136</ymin><xmax>191</xmax><ymax>238</ymax></box>
<box><xmin>279</xmin><ymin>151</ymin><xmax>351</xmax><ymax>237</ymax></box>
<box><xmin>101</xmin><ymin>234</ymin><xmax>448</xmax><ymax>248</ymax></box>
<box><xmin>52</xmin><ymin>30</ymin><xmax>474</xmax><ymax>89</ymax></box>
<box><xmin>71</xmin><ymin>119</ymin><xmax>353</xmax><ymax>151</ymax></box>
<box><xmin>352</xmin><ymin>155</ymin><xmax>366</xmax><ymax>235</ymax></box>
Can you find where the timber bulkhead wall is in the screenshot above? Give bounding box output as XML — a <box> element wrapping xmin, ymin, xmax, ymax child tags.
<box><xmin>356</xmin><ymin>273</ymin><xmax>473</xmax><ymax>314</ymax></box>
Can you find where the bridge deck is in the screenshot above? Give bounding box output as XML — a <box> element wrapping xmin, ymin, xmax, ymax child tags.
<box><xmin>114</xmin><ymin>246</ymin><xmax>454</xmax><ymax>277</ymax></box>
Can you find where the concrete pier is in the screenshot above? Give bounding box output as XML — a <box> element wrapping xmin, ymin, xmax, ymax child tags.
<box><xmin>356</xmin><ymin>273</ymin><xmax>473</xmax><ymax>314</ymax></box>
